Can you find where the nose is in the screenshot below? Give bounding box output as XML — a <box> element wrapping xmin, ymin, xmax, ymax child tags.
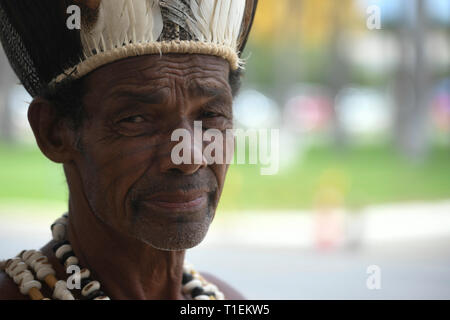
<box><xmin>158</xmin><ymin>121</ymin><xmax>207</xmax><ymax>175</ymax></box>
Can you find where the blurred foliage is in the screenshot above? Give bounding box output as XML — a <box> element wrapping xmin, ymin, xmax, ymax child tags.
<box><xmin>243</xmin><ymin>0</ymin><xmax>387</xmax><ymax>91</ymax></box>
<box><xmin>251</xmin><ymin>0</ymin><xmax>363</xmax><ymax>47</ymax></box>
<box><xmin>221</xmin><ymin>144</ymin><xmax>450</xmax><ymax>210</ymax></box>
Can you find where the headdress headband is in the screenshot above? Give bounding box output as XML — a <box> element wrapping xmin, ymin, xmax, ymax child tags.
<box><xmin>0</xmin><ymin>0</ymin><xmax>258</xmax><ymax>97</ymax></box>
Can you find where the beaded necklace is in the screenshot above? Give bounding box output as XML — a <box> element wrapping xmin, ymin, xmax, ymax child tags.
<box><xmin>1</xmin><ymin>213</ymin><xmax>225</xmax><ymax>300</ymax></box>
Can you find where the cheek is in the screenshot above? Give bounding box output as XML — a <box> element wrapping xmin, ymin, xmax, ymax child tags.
<box><xmin>81</xmin><ymin>138</ymin><xmax>158</xmax><ymax>213</ymax></box>
<box><xmin>210</xmin><ymin>163</ymin><xmax>228</xmax><ymax>192</ymax></box>
<box><xmin>204</xmin><ymin>131</ymin><xmax>233</xmax><ymax>197</ymax></box>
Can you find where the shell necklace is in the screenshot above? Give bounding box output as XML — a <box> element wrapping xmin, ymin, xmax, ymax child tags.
<box><xmin>1</xmin><ymin>213</ymin><xmax>224</xmax><ymax>300</ymax></box>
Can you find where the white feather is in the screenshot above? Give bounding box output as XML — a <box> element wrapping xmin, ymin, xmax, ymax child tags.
<box><xmin>189</xmin><ymin>1</ymin><xmax>206</xmax><ymax>41</ymax></box>
<box><xmin>81</xmin><ymin>0</ymin><xmax>245</xmax><ymax>58</ymax></box>
<box><xmin>188</xmin><ymin>0</ymin><xmax>246</xmax><ymax>49</ymax></box>
<box><xmin>132</xmin><ymin>0</ymin><xmax>147</xmax><ymax>42</ymax></box>
<box><xmin>228</xmin><ymin>0</ymin><xmax>246</xmax><ymax>48</ymax></box>
<box><xmin>148</xmin><ymin>0</ymin><xmax>164</xmax><ymax>42</ymax></box>
<box><xmin>210</xmin><ymin>0</ymin><xmax>230</xmax><ymax>44</ymax></box>
<box><xmin>131</xmin><ymin>0</ymin><xmax>162</xmax><ymax>43</ymax></box>
<box><xmin>80</xmin><ymin>32</ymin><xmax>93</xmax><ymax>57</ymax></box>
<box><xmin>126</xmin><ymin>0</ymin><xmax>137</xmax><ymax>43</ymax></box>
<box><xmin>82</xmin><ymin>0</ymin><xmax>164</xmax><ymax>55</ymax></box>
<box><xmin>81</xmin><ymin>3</ymin><xmax>106</xmax><ymax>54</ymax></box>
<box><xmin>191</xmin><ymin>0</ymin><xmax>216</xmax><ymax>42</ymax></box>
<box><xmin>95</xmin><ymin>0</ymin><xmax>124</xmax><ymax>48</ymax></box>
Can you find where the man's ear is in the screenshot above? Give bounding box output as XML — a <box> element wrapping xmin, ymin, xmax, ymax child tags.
<box><xmin>28</xmin><ymin>97</ymin><xmax>77</xmax><ymax>163</ymax></box>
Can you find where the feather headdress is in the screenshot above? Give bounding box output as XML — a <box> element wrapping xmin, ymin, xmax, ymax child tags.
<box><xmin>0</xmin><ymin>0</ymin><xmax>258</xmax><ymax>97</ymax></box>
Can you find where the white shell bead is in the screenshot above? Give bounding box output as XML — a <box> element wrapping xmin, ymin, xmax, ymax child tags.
<box><xmin>21</xmin><ymin>250</ymin><xmax>36</xmax><ymax>261</ymax></box>
<box><xmin>13</xmin><ymin>270</ymin><xmax>33</xmax><ymax>285</ymax></box>
<box><xmin>53</xmin><ymin>280</ymin><xmax>75</xmax><ymax>300</ymax></box>
<box><xmin>33</xmin><ymin>258</ymin><xmax>50</xmax><ymax>271</ymax></box>
<box><xmin>20</xmin><ymin>280</ymin><xmax>41</xmax><ymax>295</ymax></box>
<box><xmin>36</xmin><ymin>265</ymin><xmax>55</xmax><ymax>280</ymax></box>
<box><xmin>194</xmin><ymin>295</ymin><xmax>211</xmax><ymax>300</ymax></box>
<box><xmin>52</xmin><ymin>223</ymin><xmax>66</xmax><ymax>241</ymax></box>
<box><xmin>64</xmin><ymin>256</ymin><xmax>79</xmax><ymax>268</ymax></box>
<box><xmin>24</xmin><ymin>251</ymin><xmax>42</xmax><ymax>266</ymax></box>
<box><xmin>215</xmin><ymin>291</ymin><xmax>225</xmax><ymax>300</ymax></box>
<box><xmin>54</xmin><ymin>217</ymin><xmax>68</xmax><ymax>225</ymax></box>
<box><xmin>203</xmin><ymin>283</ymin><xmax>219</xmax><ymax>293</ymax></box>
<box><xmin>80</xmin><ymin>268</ymin><xmax>91</xmax><ymax>279</ymax></box>
<box><xmin>81</xmin><ymin>280</ymin><xmax>100</xmax><ymax>297</ymax></box>
<box><xmin>30</xmin><ymin>256</ymin><xmax>48</xmax><ymax>269</ymax></box>
<box><xmin>183</xmin><ymin>262</ymin><xmax>194</xmax><ymax>274</ymax></box>
<box><xmin>62</xmin><ymin>291</ymin><xmax>76</xmax><ymax>300</ymax></box>
<box><xmin>182</xmin><ymin>279</ymin><xmax>202</xmax><ymax>294</ymax></box>
<box><xmin>5</xmin><ymin>258</ymin><xmax>21</xmax><ymax>276</ymax></box>
<box><xmin>55</xmin><ymin>244</ymin><xmax>72</xmax><ymax>259</ymax></box>
<box><xmin>9</xmin><ymin>262</ymin><xmax>27</xmax><ymax>277</ymax></box>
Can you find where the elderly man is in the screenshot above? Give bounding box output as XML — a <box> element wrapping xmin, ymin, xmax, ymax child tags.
<box><xmin>0</xmin><ymin>0</ymin><xmax>257</xmax><ymax>300</ymax></box>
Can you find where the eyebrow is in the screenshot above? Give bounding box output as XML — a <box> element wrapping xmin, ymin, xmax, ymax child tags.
<box><xmin>103</xmin><ymin>82</ymin><xmax>232</xmax><ymax>116</ymax></box>
<box><xmin>188</xmin><ymin>82</ymin><xmax>231</xmax><ymax>100</ymax></box>
<box><xmin>189</xmin><ymin>83</ymin><xmax>233</xmax><ymax>119</ymax></box>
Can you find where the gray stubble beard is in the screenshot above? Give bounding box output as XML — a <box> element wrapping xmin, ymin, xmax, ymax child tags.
<box><xmin>130</xmin><ymin>199</ymin><xmax>216</xmax><ymax>251</ymax></box>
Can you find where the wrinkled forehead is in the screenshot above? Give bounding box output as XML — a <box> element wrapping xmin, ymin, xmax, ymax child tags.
<box><xmin>80</xmin><ymin>54</ymin><xmax>233</xmax><ymax>113</ymax></box>
<box><xmin>84</xmin><ymin>53</ymin><xmax>231</xmax><ymax>93</ymax></box>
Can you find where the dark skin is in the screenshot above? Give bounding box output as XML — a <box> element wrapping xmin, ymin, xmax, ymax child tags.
<box><xmin>0</xmin><ymin>54</ymin><xmax>244</xmax><ymax>300</ymax></box>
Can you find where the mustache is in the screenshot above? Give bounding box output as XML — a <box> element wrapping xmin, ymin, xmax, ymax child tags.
<box><xmin>129</xmin><ymin>170</ymin><xmax>218</xmax><ymax>201</ymax></box>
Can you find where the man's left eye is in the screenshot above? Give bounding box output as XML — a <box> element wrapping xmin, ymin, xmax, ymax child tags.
<box><xmin>202</xmin><ymin>111</ymin><xmax>221</xmax><ymax>118</ymax></box>
<box><xmin>120</xmin><ymin>115</ymin><xmax>145</xmax><ymax>123</ymax></box>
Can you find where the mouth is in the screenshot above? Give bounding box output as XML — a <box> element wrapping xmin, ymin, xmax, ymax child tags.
<box><xmin>139</xmin><ymin>190</ymin><xmax>209</xmax><ymax>214</ymax></box>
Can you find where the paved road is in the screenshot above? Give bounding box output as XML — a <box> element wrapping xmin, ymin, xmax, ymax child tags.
<box><xmin>187</xmin><ymin>240</ymin><xmax>450</xmax><ymax>299</ymax></box>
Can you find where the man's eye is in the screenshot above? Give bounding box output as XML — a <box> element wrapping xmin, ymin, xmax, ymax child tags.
<box><xmin>120</xmin><ymin>115</ymin><xmax>145</xmax><ymax>123</ymax></box>
<box><xmin>202</xmin><ymin>111</ymin><xmax>220</xmax><ymax>118</ymax></box>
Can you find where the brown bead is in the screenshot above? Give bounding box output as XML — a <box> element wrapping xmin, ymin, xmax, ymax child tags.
<box><xmin>45</xmin><ymin>274</ymin><xmax>58</xmax><ymax>289</ymax></box>
<box><xmin>28</xmin><ymin>287</ymin><xmax>44</xmax><ymax>301</ymax></box>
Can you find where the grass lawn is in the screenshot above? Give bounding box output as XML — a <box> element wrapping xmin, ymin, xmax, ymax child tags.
<box><xmin>0</xmin><ymin>143</ymin><xmax>449</xmax><ymax>211</ymax></box>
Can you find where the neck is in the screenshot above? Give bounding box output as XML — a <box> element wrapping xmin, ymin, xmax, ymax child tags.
<box><xmin>64</xmin><ymin>169</ymin><xmax>186</xmax><ymax>300</ymax></box>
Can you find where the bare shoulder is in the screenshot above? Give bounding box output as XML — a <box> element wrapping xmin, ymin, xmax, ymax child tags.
<box><xmin>200</xmin><ymin>271</ymin><xmax>246</xmax><ymax>300</ymax></box>
<box><xmin>0</xmin><ymin>270</ymin><xmax>27</xmax><ymax>300</ymax></box>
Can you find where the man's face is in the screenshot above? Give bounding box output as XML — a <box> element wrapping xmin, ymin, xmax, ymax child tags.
<box><xmin>72</xmin><ymin>54</ymin><xmax>233</xmax><ymax>250</ymax></box>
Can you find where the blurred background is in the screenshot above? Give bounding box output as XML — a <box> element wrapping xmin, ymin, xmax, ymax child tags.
<box><xmin>0</xmin><ymin>0</ymin><xmax>449</xmax><ymax>299</ymax></box>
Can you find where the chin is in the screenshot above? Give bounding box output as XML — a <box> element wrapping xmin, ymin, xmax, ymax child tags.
<box><xmin>130</xmin><ymin>206</ymin><xmax>215</xmax><ymax>251</ymax></box>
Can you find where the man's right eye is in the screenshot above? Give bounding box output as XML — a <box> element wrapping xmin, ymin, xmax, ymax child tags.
<box><xmin>119</xmin><ymin>115</ymin><xmax>145</xmax><ymax>124</ymax></box>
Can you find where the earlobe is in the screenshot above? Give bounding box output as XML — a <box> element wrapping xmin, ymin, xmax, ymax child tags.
<box><xmin>28</xmin><ymin>98</ymin><xmax>75</xmax><ymax>164</ymax></box>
